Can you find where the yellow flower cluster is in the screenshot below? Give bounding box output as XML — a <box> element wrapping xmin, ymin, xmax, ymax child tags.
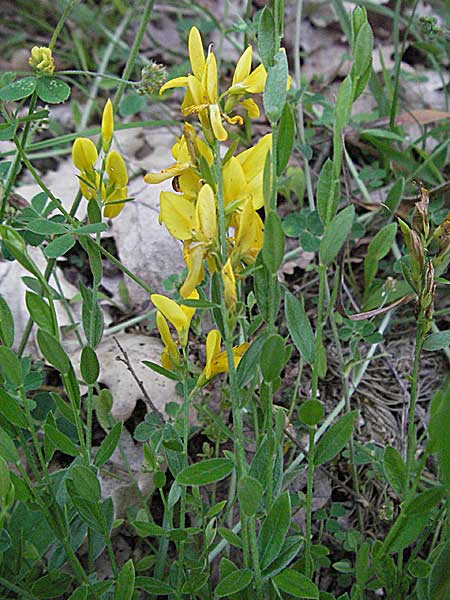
<box><xmin>146</xmin><ymin>26</ymin><xmax>273</xmax><ymax>380</ymax></box>
<box><xmin>72</xmin><ymin>100</ymin><xmax>128</xmax><ymax>218</ymax></box>
<box><xmin>152</xmin><ymin>292</ymin><xmax>248</xmax><ymax>382</ymax></box>
<box><xmin>160</xmin><ymin>27</ymin><xmax>267</xmax><ymax>142</ymax></box>
<box><xmin>29</xmin><ymin>46</ymin><xmax>55</xmax><ymax>74</ymax></box>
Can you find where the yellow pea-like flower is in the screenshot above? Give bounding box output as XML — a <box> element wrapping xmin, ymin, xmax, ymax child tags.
<box><xmin>222</xmin><ymin>257</ymin><xmax>237</xmax><ymax>312</ymax></box>
<box><xmin>195</xmin><ymin>184</ymin><xmax>216</xmax><ymax>243</ymax></box>
<box><xmin>200</xmin><ymin>329</ymin><xmax>249</xmax><ymax>382</ymax></box>
<box><xmin>101</xmin><ymin>99</ymin><xmax>114</xmax><ymax>151</ymax></box>
<box><xmin>156</xmin><ymin>311</ymin><xmax>180</xmax><ymax>370</ymax></box>
<box><xmin>159</xmin><ymin>192</ymin><xmax>195</xmax><ymax>241</ymax></box>
<box><xmin>106</xmin><ymin>151</ymin><xmax>128</xmax><ymax>187</ymax></box>
<box><xmin>72</xmin><ymin>138</ymin><xmax>98</xmax><ymax>172</ymax></box>
<box><xmin>151</xmin><ymin>290</ymin><xmax>198</xmax><ymax>347</ymax></box>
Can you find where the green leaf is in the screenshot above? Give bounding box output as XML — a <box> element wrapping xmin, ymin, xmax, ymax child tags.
<box><xmin>135</xmin><ymin>577</ymin><xmax>175</xmax><ymax>594</ymax></box>
<box><xmin>238</xmin><ymin>475</ymin><xmax>263</xmax><ymax>517</ymax></box>
<box><xmin>237</xmin><ymin>332</ymin><xmax>268</xmax><ymax>387</ymax></box>
<box><xmin>384</xmin><ymin>178</ymin><xmax>404</xmax><ymax>214</ymax></box>
<box><xmin>263</xmin><ymin>50</ymin><xmax>288</xmax><ymax>124</ymax></box>
<box><xmin>0</xmin><ymin>77</ymin><xmax>36</xmax><ymax>101</ymax></box>
<box><xmin>258</xmin><ymin>492</ymin><xmax>291</xmax><ymax>570</ymax></box>
<box><xmin>114</xmin><ymin>559</ymin><xmax>135</xmax><ymax>600</ymax></box>
<box><xmin>218</xmin><ymin>527</ymin><xmax>243</xmax><ymax>549</ymax></box>
<box><xmin>119</xmin><ymin>92</ymin><xmax>146</xmax><ymax>117</ymax></box>
<box><xmin>335</xmin><ymin>75</ymin><xmax>353</xmax><ymax>131</ymax></box>
<box><xmin>0</xmin><ymin>346</ymin><xmax>23</xmax><ymax>387</ymax></box>
<box><xmin>383</xmin><ymin>446</ymin><xmax>407</xmax><ymax>497</ymax></box>
<box><xmin>277</xmin><ymin>102</ymin><xmax>295</xmax><ymax>176</ymax></box>
<box><xmin>74</xmin><ymin>222</ymin><xmax>108</xmax><ymax>235</ymax></box>
<box><xmin>0</xmin><ymin>456</ymin><xmax>11</xmax><ymax>498</ymax></box>
<box><xmin>216</xmin><ymin>568</ymin><xmax>253</xmax><ymax>597</ymax></box>
<box><xmin>317</xmin><ymin>159</ymin><xmax>335</xmax><ymax>225</ymax></box>
<box><xmin>352</xmin><ymin>23</ymin><xmax>373</xmax><ymax>82</ymax></box>
<box><xmin>0</xmin><ymin>295</ymin><xmax>14</xmax><ymax>347</ymax></box>
<box><xmin>258</xmin><ymin>7</ymin><xmax>276</xmax><ymax>69</ymax></box>
<box><xmin>273</xmin><ymin>569</ymin><xmax>319</xmax><ymax>599</ymax></box>
<box><xmin>260</xmin><ymin>334</ymin><xmax>286</xmax><ymax>382</ymax></box>
<box><xmin>80</xmin><ymin>345</ymin><xmax>99</xmax><ymax>384</ymax></box>
<box><xmin>368</xmin><ymin>222</ymin><xmax>397</xmax><ymax>260</ymax></box>
<box><xmin>262</xmin><ymin>211</ymin><xmax>285</xmax><ymax>273</ymax></box>
<box><xmin>44</xmin><ymin>234</ymin><xmax>76</xmax><ymax>258</ymax></box>
<box><xmin>0</xmin><ymin>429</ymin><xmax>19</xmax><ymax>463</ymax></box>
<box><xmin>285</xmin><ymin>291</ymin><xmax>315</xmax><ymax>365</ymax></box>
<box><xmin>314</xmin><ymin>411</ymin><xmax>358</xmax><ymax>466</ymax></box>
<box><xmin>261</xmin><ymin>536</ymin><xmax>303</xmax><ymax>579</ymax></box>
<box><xmin>179</xmin><ymin>298</ymin><xmax>218</xmax><ymax>309</ymax></box>
<box><xmin>423</xmin><ymin>330</ymin><xmax>450</xmax><ymax>352</ymax></box>
<box><xmin>71</xmin><ymin>465</ymin><xmax>101</xmax><ymax>500</ymax></box>
<box><xmin>254</xmin><ymin>254</ymin><xmax>281</xmax><ymax>324</ymax></box>
<box><xmin>0</xmin><ymin>389</ymin><xmax>27</xmax><ymax>428</ymax></box>
<box><xmin>428</xmin><ymin>540</ymin><xmax>450</xmax><ymax>600</ymax></box>
<box><xmin>142</xmin><ymin>360</ymin><xmax>179</xmax><ymax>381</ymax></box>
<box><xmin>36</xmin><ymin>77</ymin><xmax>71</xmax><ymax>104</ymax></box>
<box><xmin>356</xmin><ymin>541</ymin><xmax>370</xmax><ymax>585</ymax></box>
<box><xmin>176</xmin><ymin>458</ymin><xmax>234</xmax><ymax>486</ymax></box>
<box><xmin>319</xmin><ymin>205</ymin><xmax>355</xmax><ymax>265</ymax></box>
<box><xmin>94</xmin><ymin>422</ymin><xmax>122</xmax><ymax>467</ymax></box>
<box><xmin>25</xmin><ymin>292</ymin><xmax>53</xmax><ymax>332</ymax></box>
<box><xmin>44</xmin><ymin>424</ymin><xmax>79</xmax><ymax>456</ymax></box>
<box><xmin>361</xmin><ymin>128</ymin><xmax>405</xmax><ymax>142</ymax></box>
<box><xmin>36</xmin><ymin>329</ymin><xmax>70</xmax><ymax>374</ymax></box>
<box><xmin>31</xmin><ymin>572</ymin><xmax>72</xmax><ymax>598</ymax></box>
<box><xmin>27</xmin><ymin>219</ymin><xmax>68</xmax><ymax>235</ymax></box>
<box><xmin>299</xmin><ymin>400</ymin><xmax>324</xmax><ymax>426</ymax></box>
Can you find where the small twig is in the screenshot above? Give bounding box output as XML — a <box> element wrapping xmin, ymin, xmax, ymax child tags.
<box><xmin>113</xmin><ymin>336</ymin><xmax>165</xmax><ymax>423</ymax></box>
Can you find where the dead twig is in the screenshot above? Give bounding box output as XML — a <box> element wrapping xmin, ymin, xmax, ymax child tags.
<box><xmin>113</xmin><ymin>336</ymin><xmax>165</xmax><ymax>423</ymax></box>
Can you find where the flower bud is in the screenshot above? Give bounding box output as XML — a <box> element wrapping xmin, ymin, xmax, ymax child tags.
<box><xmin>101</xmin><ymin>99</ymin><xmax>114</xmax><ymax>152</ymax></box>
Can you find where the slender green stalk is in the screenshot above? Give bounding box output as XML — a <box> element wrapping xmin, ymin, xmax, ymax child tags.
<box><xmin>311</xmin><ymin>264</ymin><xmax>326</xmax><ymax>401</ymax></box>
<box><xmin>0</xmin><ymin>92</ymin><xmax>37</xmax><ymax>222</ymax></box>
<box><xmin>49</xmin><ymin>0</ymin><xmax>79</xmax><ymax>50</ymax></box>
<box><xmin>112</xmin><ymin>0</ymin><xmax>155</xmax><ymax>111</ymax></box>
<box><xmin>248</xmin><ymin>517</ymin><xmax>264</xmax><ymax>600</ymax></box>
<box><xmin>270</xmin><ymin>122</ymin><xmax>278</xmax><ymax>211</ymax></box>
<box><xmin>405</xmin><ymin>326</ymin><xmax>423</xmax><ymax>488</ymax></box>
<box><xmin>304</xmin><ymin>426</ymin><xmax>315</xmax><ymax>577</ymax></box>
<box><xmin>294</xmin><ymin>0</ymin><xmax>314</xmax><ymax>210</ymax></box>
<box><xmin>176</xmin><ymin>351</ymin><xmax>191</xmax><ymax>598</ymax></box>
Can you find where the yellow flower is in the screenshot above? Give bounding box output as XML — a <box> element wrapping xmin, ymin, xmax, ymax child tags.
<box><xmin>104</xmin><ymin>150</ymin><xmax>128</xmax><ymax>218</ymax></box>
<box><xmin>151</xmin><ymin>290</ymin><xmax>198</xmax><ymax>347</ymax></box>
<box><xmin>201</xmin><ymin>329</ymin><xmax>249</xmax><ymax>381</ymax></box>
<box><xmin>222</xmin><ymin>257</ymin><xmax>236</xmax><ymax>312</ymax></box>
<box><xmin>156</xmin><ymin>311</ymin><xmax>180</xmax><ymax>370</ymax></box>
<box><xmin>144</xmin><ymin>123</ymin><xmax>212</xmax><ymax>198</ymax></box>
<box><xmin>101</xmin><ymin>99</ymin><xmax>114</xmax><ymax>152</ymax></box>
<box><xmin>29</xmin><ymin>46</ymin><xmax>54</xmax><ymax>74</ymax></box>
<box><xmin>234</xmin><ymin>197</ymin><xmax>264</xmax><ymax>265</ymax></box>
<box><xmin>72</xmin><ymin>138</ymin><xmax>98</xmax><ymax>172</ymax></box>
<box><xmin>159</xmin><ymin>27</ymin><xmax>266</xmax><ymax>142</ymax></box>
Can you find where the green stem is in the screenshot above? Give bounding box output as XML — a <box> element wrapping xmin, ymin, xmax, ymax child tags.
<box><xmin>270</xmin><ymin>122</ymin><xmax>278</xmax><ymax>211</ymax></box>
<box><xmin>304</xmin><ymin>426</ymin><xmax>315</xmax><ymax>578</ymax></box>
<box><xmin>49</xmin><ymin>0</ymin><xmax>79</xmax><ymax>50</ymax></box>
<box><xmin>311</xmin><ymin>264</ymin><xmax>326</xmax><ymax>400</ymax></box>
<box><xmin>405</xmin><ymin>326</ymin><xmax>423</xmax><ymax>488</ymax></box>
<box><xmin>112</xmin><ymin>0</ymin><xmax>155</xmax><ymax>111</ymax></box>
<box><xmin>248</xmin><ymin>516</ymin><xmax>264</xmax><ymax>600</ymax></box>
<box><xmin>0</xmin><ymin>92</ymin><xmax>37</xmax><ymax>222</ymax></box>
<box><xmin>177</xmin><ymin>352</ymin><xmax>191</xmax><ymax>598</ymax></box>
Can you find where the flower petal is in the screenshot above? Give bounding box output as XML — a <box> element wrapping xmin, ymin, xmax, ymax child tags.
<box><xmin>204</xmin><ymin>329</ymin><xmax>221</xmax><ymax>379</ymax></box>
<box><xmin>159</xmin><ymin>192</ymin><xmax>195</xmax><ymax>240</ymax></box>
<box><xmin>240</xmin><ymin>98</ymin><xmax>260</xmax><ymax>118</ymax></box>
<box><xmin>241</xmin><ymin>63</ymin><xmax>267</xmax><ymax>94</ymax></box>
<box><xmin>209</xmin><ymin>104</ymin><xmax>228</xmax><ymax>141</ymax></box>
<box><xmin>196</xmin><ymin>184</ymin><xmax>216</xmax><ymax>243</ymax></box>
<box><xmin>203</xmin><ymin>52</ymin><xmax>218</xmax><ymax>104</ymax></box>
<box><xmin>72</xmin><ymin>138</ymin><xmax>98</xmax><ymax>172</ymax></box>
<box><xmin>151</xmin><ymin>294</ymin><xmax>188</xmax><ymax>337</ymax></box>
<box><xmin>232</xmin><ymin>46</ymin><xmax>252</xmax><ymax>85</ymax></box>
<box><xmin>160</xmin><ymin>76</ymin><xmax>189</xmax><ymax>95</ymax></box>
<box><xmin>106</xmin><ymin>150</ymin><xmax>128</xmax><ymax>186</ymax></box>
<box><xmin>188</xmin><ymin>26</ymin><xmax>206</xmax><ymax>79</ymax></box>
<box><xmin>222</xmin><ymin>156</ymin><xmax>247</xmax><ymax>208</ymax></box>
<box><xmin>101</xmin><ymin>99</ymin><xmax>114</xmax><ymax>150</ymax></box>
<box><xmin>180</xmin><ymin>245</ymin><xmax>204</xmax><ymax>298</ymax></box>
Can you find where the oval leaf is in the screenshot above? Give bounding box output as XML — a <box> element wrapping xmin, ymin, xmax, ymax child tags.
<box><xmin>216</xmin><ymin>568</ymin><xmax>253</xmax><ymax>597</ymax></box>
<box><xmin>314</xmin><ymin>411</ymin><xmax>358</xmax><ymax>466</ymax></box>
<box><xmin>176</xmin><ymin>458</ymin><xmax>234</xmax><ymax>486</ymax></box>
